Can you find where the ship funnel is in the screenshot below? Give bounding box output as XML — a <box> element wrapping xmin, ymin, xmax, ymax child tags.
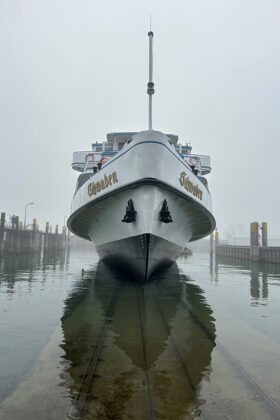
<box><xmin>147</xmin><ymin>29</ymin><xmax>154</xmax><ymax>130</ymax></box>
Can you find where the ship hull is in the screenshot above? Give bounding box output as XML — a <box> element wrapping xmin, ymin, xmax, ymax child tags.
<box><xmin>68</xmin><ymin>130</ymin><xmax>216</xmax><ymax>282</ymax></box>
<box><xmin>73</xmin><ymin>182</ymin><xmax>210</xmax><ymax>281</ymax></box>
<box><xmin>97</xmin><ymin>233</ymin><xmax>182</xmax><ymax>282</ymax></box>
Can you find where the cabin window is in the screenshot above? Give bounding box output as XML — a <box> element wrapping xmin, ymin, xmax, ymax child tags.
<box><xmin>74</xmin><ymin>173</ymin><xmax>92</xmax><ymax>195</ymax></box>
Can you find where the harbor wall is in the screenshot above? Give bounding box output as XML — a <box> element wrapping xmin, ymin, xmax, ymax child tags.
<box><xmin>215</xmin><ymin>222</ymin><xmax>280</xmax><ymax>264</ymax></box>
<box><xmin>216</xmin><ymin>245</ymin><xmax>250</xmax><ymax>260</ymax></box>
<box><xmin>261</xmin><ymin>247</ymin><xmax>280</xmax><ymax>264</ymax></box>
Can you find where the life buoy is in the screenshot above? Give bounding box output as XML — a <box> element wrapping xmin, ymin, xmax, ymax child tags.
<box><xmin>86</xmin><ymin>153</ymin><xmax>95</xmax><ymax>161</ymax></box>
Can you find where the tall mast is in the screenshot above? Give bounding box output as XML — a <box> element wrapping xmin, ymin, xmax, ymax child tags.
<box><xmin>147</xmin><ymin>30</ymin><xmax>154</xmax><ymax>130</ymax></box>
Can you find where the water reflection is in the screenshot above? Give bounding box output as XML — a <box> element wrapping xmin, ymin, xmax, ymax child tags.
<box><xmin>0</xmin><ymin>248</ymin><xmax>71</xmax><ymax>407</ymax></box>
<box><xmin>209</xmin><ymin>254</ymin><xmax>218</xmax><ymax>283</ymax></box>
<box><xmin>215</xmin><ymin>255</ymin><xmax>280</xmax><ymax>305</ymax></box>
<box><xmin>60</xmin><ymin>262</ymin><xmax>216</xmax><ymax>419</ymax></box>
<box><xmin>42</xmin><ymin>248</ymin><xmax>69</xmax><ymax>270</ymax></box>
<box><xmin>2</xmin><ymin>252</ymin><xmax>41</xmax><ymax>274</ymax></box>
<box><xmin>0</xmin><ymin>250</ymin><xmax>69</xmax><ymax>295</ymax></box>
<box><xmin>0</xmin><ymin>249</ymin><xmax>69</xmax><ymax>275</ymax></box>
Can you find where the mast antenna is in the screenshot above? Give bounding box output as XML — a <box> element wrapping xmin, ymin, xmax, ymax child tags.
<box><xmin>147</xmin><ymin>23</ymin><xmax>154</xmax><ymax>130</ymax></box>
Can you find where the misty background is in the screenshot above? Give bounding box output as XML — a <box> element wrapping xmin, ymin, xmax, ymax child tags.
<box><xmin>0</xmin><ymin>0</ymin><xmax>279</xmax><ymax>239</ymax></box>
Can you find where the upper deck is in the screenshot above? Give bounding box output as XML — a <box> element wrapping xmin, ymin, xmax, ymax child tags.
<box><xmin>72</xmin><ymin>132</ymin><xmax>211</xmax><ymax>176</ymax></box>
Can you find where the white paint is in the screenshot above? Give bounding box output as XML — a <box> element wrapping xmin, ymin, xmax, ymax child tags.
<box><xmin>68</xmin><ymin>130</ymin><xmax>215</xmax><ymax>252</ymax></box>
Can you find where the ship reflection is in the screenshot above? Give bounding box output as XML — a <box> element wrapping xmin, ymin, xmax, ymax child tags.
<box><xmin>60</xmin><ymin>262</ymin><xmax>216</xmax><ymax>419</ymax></box>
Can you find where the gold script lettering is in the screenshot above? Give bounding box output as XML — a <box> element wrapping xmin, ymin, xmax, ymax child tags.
<box><xmin>96</xmin><ymin>182</ymin><xmax>101</xmax><ymax>192</ymax></box>
<box><xmin>179</xmin><ymin>171</ymin><xmax>186</xmax><ymax>186</ymax></box>
<box><xmin>112</xmin><ymin>171</ymin><xmax>118</xmax><ymax>183</ymax></box>
<box><xmin>87</xmin><ymin>171</ymin><xmax>119</xmax><ymax>197</ymax></box>
<box><xmin>179</xmin><ymin>171</ymin><xmax>203</xmax><ymax>200</ymax></box>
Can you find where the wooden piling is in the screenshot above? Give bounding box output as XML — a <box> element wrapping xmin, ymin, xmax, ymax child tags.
<box><xmin>210</xmin><ymin>233</ymin><xmax>214</xmax><ymax>255</ymax></box>
<box><xmin>215</xmin><ymin>229</ymin><xmax>219</xmax><ymax>247</ymax></box>
<box><xmin>15</xmin><ymin>216</ymin><xmax>20</xmax><ymax>253</ymax></box>
<box><xmin>261</xmin><ymin>222</ymin><xmax>268</xmax><ymax>247</ymax></box>
<box><xmin>31</xmin><ymin>218</ymin><xmax>36</xmax><ymax>252</ymax></box>
<box><xmin>62</xmin><ymin>226</ymin><xmax>67</xmax><ymax>249</ymax></box>
<box><xmin>0</xmin><ymin>212</ymin><xmax>5</xmax><ymax>256</ymax></box>
<box><xmin>250</xmin><ymin>222</ymin><xmax>260</xmax><ymax>261</ymax></box>
<box><xmin>6</xmin><ymin>215</ymin><xmax>20</xmax><ymax>254</ymax></box>
<box><xmin>67</xmin><ymin>228</ymin><xmax>70</xmax><ymax>249</ymax></box>
<box><xmin>55</xmin><ymin>225</ymin><xmax>58</xmax><ymax>249</ymax></box>
<box><xmin>45</xmin><ymin>222</ymin><xmax>49</xmax><ymax>250</ymax></box>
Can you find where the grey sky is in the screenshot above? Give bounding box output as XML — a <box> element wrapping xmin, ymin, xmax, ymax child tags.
<box><xmin>0</xmin><ymin>0</ymin><xmax>279</xmax><ymax>238</ymax></box>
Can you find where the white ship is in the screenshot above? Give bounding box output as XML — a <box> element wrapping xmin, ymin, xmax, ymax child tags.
<box><xmin>67</xmin><ymin>32</ymin><xmax>215</xmax><ymax>281</ymax></box>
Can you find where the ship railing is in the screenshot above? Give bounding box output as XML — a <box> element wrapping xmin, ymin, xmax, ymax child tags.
<box><xmin>182</xmin><ymin>154</ymin><xmax>211</xmax><ymax>175</ymax></box>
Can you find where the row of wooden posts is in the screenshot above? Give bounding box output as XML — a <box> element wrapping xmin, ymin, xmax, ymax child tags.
<box><xmin>0</xmin><ymin>212</ymin><xmax>68</xmax><ymax>256</ymax></box>
<box><xmin>212</xmin><ymin>222</ymin><xmax>280</xmax><ymax>264</ymax></box>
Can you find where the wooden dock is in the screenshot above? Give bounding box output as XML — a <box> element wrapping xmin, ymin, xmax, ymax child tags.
<box><xmin>0</xmin><ymin>212</ymin><xmax>68</xmax><ymax>256</ymax></box>
<box><xmin>213</xmin><ymin>222</ymin><xmax>280</xmax><ymax>264</ymax></box>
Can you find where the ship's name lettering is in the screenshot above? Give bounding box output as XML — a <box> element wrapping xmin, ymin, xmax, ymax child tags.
<box><xmin>179</xmin><ymin>172</ymin><xmax>203</xmax><ymax>200</ymax></box>
<box><xmin>88</xmin><ymin>171</ymin><xmax>118</xmax><ymax>197</ymax></box>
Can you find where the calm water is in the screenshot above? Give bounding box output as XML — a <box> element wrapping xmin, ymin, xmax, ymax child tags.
<box><xmin>0</xmin><ymin>249</ymin><xmax>280</xmax><ymax>419</ymax></box>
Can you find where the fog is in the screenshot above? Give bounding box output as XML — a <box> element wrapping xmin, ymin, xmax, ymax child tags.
<box><xmin>0</xmin><ymin>0</ymin><xmax>279</xmax><ymax>238</ymax></box>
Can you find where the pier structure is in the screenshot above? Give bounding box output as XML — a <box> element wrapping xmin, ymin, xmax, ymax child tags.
<box><xmin>216</xmin><ymin>222</ymin><xmax>280</xmax><ymax>264</ymax></box>
<box><xmin>210</xmin><ymin>233</ymin><xmax>214</xmax><ymax>255</ymax></box>
<box><xmin>44</xmin><ymin>223</ymin><xmax>67</xmax><ymax>251</ymax></box>
<box><xmin>0</xmin><ymin>212</ymin><xmax>68</xmax><ymax>255</ymax></box>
